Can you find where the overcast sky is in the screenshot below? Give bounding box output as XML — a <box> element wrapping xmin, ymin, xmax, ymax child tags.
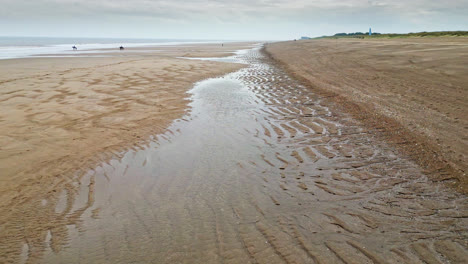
<box><xmin>1</xmin><ymin>0</ymin><xmax>467</xmax><ymax>40</ymax></box>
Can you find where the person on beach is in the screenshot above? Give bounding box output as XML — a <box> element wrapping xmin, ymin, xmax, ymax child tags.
<box><xmin>120</xmin><ymin>46</ymin><xmax>124</xmax><ymax>50</ymax></box>
<box><xmin>72</xmin><ymin>46</ymin><xmax>77</xmax><ymax>50</ymax></box>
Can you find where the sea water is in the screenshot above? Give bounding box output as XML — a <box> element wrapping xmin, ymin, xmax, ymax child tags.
<box><xmin>0</xmin><ymin>36</ymin><xmax>221</xmax><ymax>60</ymax></box>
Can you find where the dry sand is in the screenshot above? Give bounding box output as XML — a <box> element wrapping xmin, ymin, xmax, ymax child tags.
<box><xmin>0</xmin><ymin>43</ymin><xmax>253</xmax><ymax>217</ymax></box>
<box><xmin>265</xmin><ymin>37</ymin><xmax>468</xmax><ymax>192</ymax></box>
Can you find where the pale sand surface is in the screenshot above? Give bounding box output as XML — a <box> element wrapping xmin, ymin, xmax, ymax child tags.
<box><xmin>266</xmin><ymin>37</ymin><xmax>468</xmax><ymax>191</ymax></box>
<box><xmin>7</xmin><ymin>48</ymin><xmax>467</xmax><ymax>264</ymax></box>
<box><xmin>1</xmin><ymin>44</ymin><xmax>468</xmax><ymax>264</ymax></box>
<box><xmin>0</xmin><ymin>43</ymin><xmax>254</xmax><ymax>215</ymax></box>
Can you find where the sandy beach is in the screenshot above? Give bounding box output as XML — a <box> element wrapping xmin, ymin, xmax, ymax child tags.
<box><xmin>266</xmin><ymin>37</ymin><xmax>468</xmax><ymax>192</ymax></box>
<box><xmin>1</xmin><ymin>41</ymin><xmax>468</xmax><ymax>263</ymax></box>
<box><xmin>0</xmin><ymin>43</ymin><xmax>251</xmax><ymax>228</ymax></box>
<box><xmin>2</xmin><ymin>0</ymin><xmax>468</xmax><ymax>261</ymax></box>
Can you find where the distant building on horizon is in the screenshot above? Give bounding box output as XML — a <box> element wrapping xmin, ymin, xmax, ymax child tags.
<box><xmin>369</xmin><ymin>28</ymin><xmax>372</xmax><ymax>36</ymax></box>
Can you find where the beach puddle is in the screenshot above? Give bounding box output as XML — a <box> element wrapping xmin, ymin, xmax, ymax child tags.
<box><xmin>13</xmin><ymin>48</ymin><xmax>468</xmax><ymax>263</ymax></box>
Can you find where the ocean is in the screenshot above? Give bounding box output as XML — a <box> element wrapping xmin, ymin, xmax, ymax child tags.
<box><xmin>0</xmin><ymin>36</ymin><xmax>221</xmax><ymax>60</ymax></box>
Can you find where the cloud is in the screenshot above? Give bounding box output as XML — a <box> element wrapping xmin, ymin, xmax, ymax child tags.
<box><xmin>1</xmin><ymin>0</ymin><xmax>467</xmax><ymax>38</ymax></box>
<box><xmin>3</xmin><ymin>0</ymin><xmax>465</xmax><ymax>19</ymax></box>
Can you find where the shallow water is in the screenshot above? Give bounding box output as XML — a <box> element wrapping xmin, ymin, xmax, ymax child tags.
<box><xmin>11</xmin><ymin>48</ymin><xmax>468</xmax><ymax>263</ymax></box>
<box><xmin>0</xmin><ymin>36</ymin><xmax>222</xmax><ymax>59</ymax></box>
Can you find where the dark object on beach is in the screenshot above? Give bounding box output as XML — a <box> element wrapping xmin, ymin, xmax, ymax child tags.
<box><xmin>120</xmin><ymin>46</ymin><xmax>124</xmax><ymax>50</ymax></box>
<box><xmin>72</xmin><ymin>46</ymin><xmax>77</xmax><ymax>50</ymax></box>
<box><xmin>222</xmin><ymin>43</ymin><xmax>224</xmax><ymax>47</ymax></box>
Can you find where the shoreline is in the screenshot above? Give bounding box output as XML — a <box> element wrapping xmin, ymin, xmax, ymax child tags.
<box><xmin>0</xmin><ymin>37</ymin><xmax>235</xmax><ymax>60</ymax></box>
<box><xmin>264</xmin><ymin>38</ymin><xmax>468</xmax><ymax>193</ymax></box>
<box><xmin>0</xmin><ymin>43</ymin><xmax>254</xmax><ymax>215</ymax></box>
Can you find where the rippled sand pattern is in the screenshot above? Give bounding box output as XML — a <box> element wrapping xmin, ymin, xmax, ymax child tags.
<box><xmin>5</xmin><ymin>48</ymin><xmax>468</xmax><ymax>263</ymax></box>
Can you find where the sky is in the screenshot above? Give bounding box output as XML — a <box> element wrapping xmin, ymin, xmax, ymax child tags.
<box><xmin>1</xmin><ymin>0</ymin><xmax>467</xmax><ymax>40</ymax></box>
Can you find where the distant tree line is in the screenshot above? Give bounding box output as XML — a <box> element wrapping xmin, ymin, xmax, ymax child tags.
<box><xmin>384</xmin><ymin>31</ymin><xmax>468</xmax><ymax>37</ymax></box>
<box><xmin>317</xmin><ymin>31</ymin><xmax>468</xmax><ymax>39</ymax></box>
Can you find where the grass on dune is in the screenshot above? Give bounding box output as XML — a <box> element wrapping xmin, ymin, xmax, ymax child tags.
<box><xmin>317</xmin><ymin>31</ymin><xmax>468</xmax><ymax>39</ymax></box>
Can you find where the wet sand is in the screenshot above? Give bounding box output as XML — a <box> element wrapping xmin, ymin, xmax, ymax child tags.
<box><xmin>265</xmin><ymin>37</ymin><xmax>468</xmax><ymax>192</ymax></box>
<box><xmin>0</xmin><ymin>43</ymin><xmax>254</xmax><ymax>254</ymax></box>
<box><xmin>2</xmin><ymin>47</ymin><xmax>467</xmax><ymax>263</ymax></box>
